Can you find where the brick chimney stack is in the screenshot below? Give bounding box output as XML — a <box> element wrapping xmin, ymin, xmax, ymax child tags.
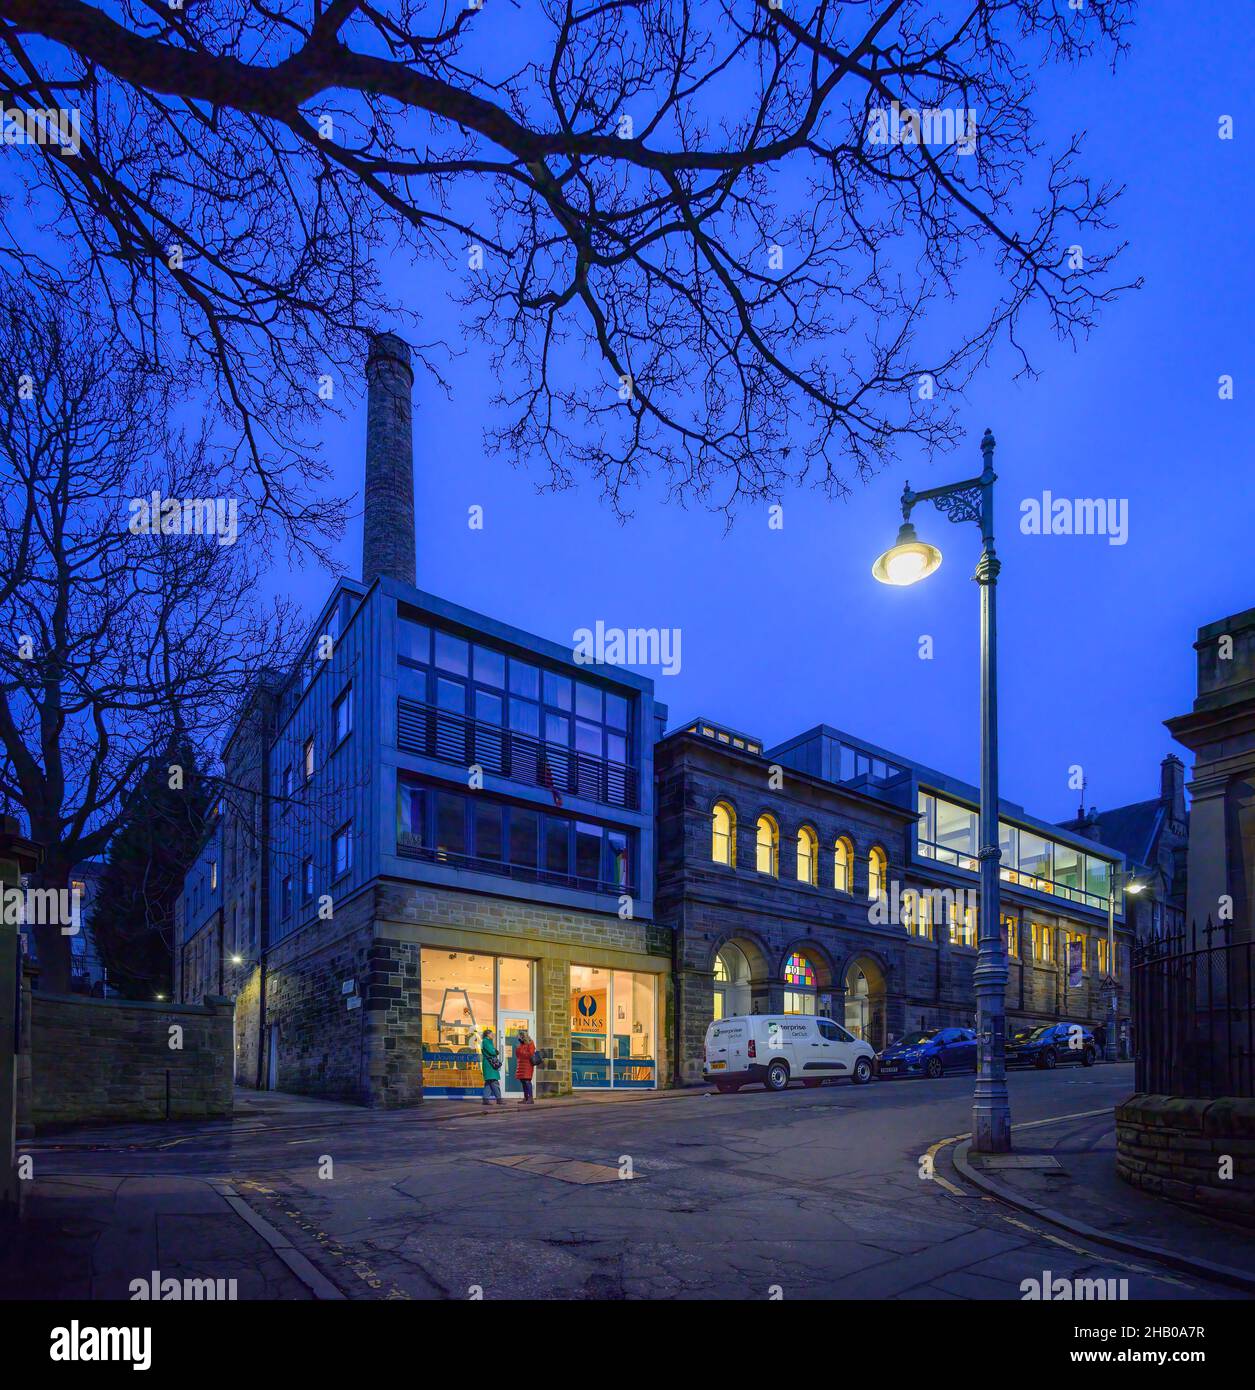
<box><xmin>1160</xmin><ymin>753</ymin><xmax>1186</xmax><ymax>825</ymax></box>
<box><xmin>363</xmin><ymin>332</ymin><xmax>416</xmax><ymax>587</ymax></box>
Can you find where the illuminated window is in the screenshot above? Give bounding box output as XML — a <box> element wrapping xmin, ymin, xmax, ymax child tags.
<box><xmin>916</xmin><ymin>892</ymin><xmax>934</xmax><ymax>940</ymax></box>
<box><xmin>1097</xmin><ymin>936</ymin><xmax>1111</xmax><ymax>976</ymax></box>
<box><xmin>784</xmin><ymin>951</ymin><xmax>816</xmax><ymax>987</ymax></box>
<box><xmin>834</xmin><ymin>836</ymin><xmax>853</xmax><ymax>893</ymax></box>
<box><xmin>1031</xmin><ymin>923</ymin><xmax>1054</xmax><ymax>964</ymax></box>
<box><xmin>756</xmin><ymin>814</ymin><xmax>779</xmax><ymax>877</ymax></box>
<box><xmin>303</xmin><ymin>736</ymin><xmax>315</xmax><ymax>782</ymax></box>
<box><xmin>1002</xmin><ymin>914</ymin><xmax>1019</xmax><ymax>958</ymax></box>
<box><xmin>711</xmin><ymin>801</ymin><xmax>737</xmax><ymax>866</ymax></box>
<box><xmin>868</xmin><ymin>846</ymin><xmax>887</xmax><ymax>901</ymax></box>
<box><xmin>797</xmin><ymin>826</ymin><xmax>818</xmax><ymax>885</ymax></box>
<box><xmin>783</xmin><ymin>951</ymin><xmax>817</xmax><ymax>1014</ymax></box>
<box><xmin>949</xmin><ymin>898</ymin><xmax>977</xmax><ymax>948</ymax></box>
<box><xmin>1063</xmin><ymin>930</ymin><xmax>1087</xmax><ymax>974</ymax></box>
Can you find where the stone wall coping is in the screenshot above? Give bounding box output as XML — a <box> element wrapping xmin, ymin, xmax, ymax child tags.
<box><xmin>33</xmin><ymin>991</ymin><xmax>231</xmax><ymax>1018</ymax></box>
<box><xmin>1117</xmin><ymin>1092</ymin><xmax>1255</xmax><ymax>1137</ymax></box>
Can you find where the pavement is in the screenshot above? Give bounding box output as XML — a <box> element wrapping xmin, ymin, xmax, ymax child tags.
<box><xmin>5</xmin><ymin>1063</ymin><xmax>1253</xmax><ymax>1301</ymax></box>
<box><xmin>947</xmin><ymin>1107</ymin><xmax>1255</xmax><ymax>1289</ymax></box>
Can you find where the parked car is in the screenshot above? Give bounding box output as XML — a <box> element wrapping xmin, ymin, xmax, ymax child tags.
<box><xmin>703</xmin><ymin>1014</ymin><xmax>875</xmax><ymax>1092</ymax></box>
<box><xmin>1006</xmin><ymin>1022</ymin><xmax>1097</xmax><ymax>1069</ymax></box>
<box><xmin>876</xmin><ymin>1027</ymin><xmax>977</xmax><ymax>1079</ymax></box>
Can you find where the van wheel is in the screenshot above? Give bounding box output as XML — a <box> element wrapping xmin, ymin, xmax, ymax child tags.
<box><xmin>764</xmin><ymin>1061</ymin><xmax>790</xmax><ymax>1092</ymax></box>
<box><xmin>926</xmin><ymin>1056</ymin><xmax>943</xmax><ymax>1080</ymax></box>
<box><xmin>715</xmin><ymin>1081</ymin><xmax>740</xmax><ymax>1093</ymax></box>
<box><xmin>852</xmin><ymin>1057</ymin><xmax>873</xmax><ymax>1085</ymax></box>
<box><xmin>802</xmin><ymin>1079</ymin><xmax>823</xmax><ymax>1089</ymax></box>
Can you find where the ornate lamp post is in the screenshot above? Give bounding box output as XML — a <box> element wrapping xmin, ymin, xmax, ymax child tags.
<box><xmin>873</xmin><ymin>428</ymin><xmax>1010</xmax><ymax>1152</ymax></box>
<box><xmin>1105</xmin><ymin>872</ymin><xmax>1145</xmax><ymax>1061</ymax></box>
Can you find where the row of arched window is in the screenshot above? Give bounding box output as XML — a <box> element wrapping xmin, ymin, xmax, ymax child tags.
<box><xmin>711</xmin><ymin>801</ymin><xmax>887</xmax><ymax>900</ymax></box>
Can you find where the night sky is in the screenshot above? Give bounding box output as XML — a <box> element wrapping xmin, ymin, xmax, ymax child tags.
<box><xmin>273</xmin><ymin>4</ymin><xmax>1249</xmax><ymax>827</ymax></box>
<box><xmin>20</xmin><ymin>5</ymin><xmax>1251</xmax><ymax>828</ymax></box>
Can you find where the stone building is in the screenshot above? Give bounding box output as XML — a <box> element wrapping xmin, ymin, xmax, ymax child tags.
<box><xmin>658</xmin><ymin>717</ymin><xmax>1138</xmax><ymax>1085</ymax></box>
<box><xmin>177</xmin><ymin>334</ymin><xmax>668</xmax><ymax>1104</ymax></box>
<box><xmin>1056</xmin><ymin>754</ymin><xmax>1189</xmax><ymax>942</ymax></box>
<box><xmin>1167</xmin><ymin>606</ymin><xmax>1255</xmax><ymax>942</ymax></box>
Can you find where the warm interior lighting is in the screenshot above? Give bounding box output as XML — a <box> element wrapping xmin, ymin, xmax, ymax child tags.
<box><xmin>872</xmin><ymin>521</ymin><xmax>942</xmax><ymax>586</ymax></box>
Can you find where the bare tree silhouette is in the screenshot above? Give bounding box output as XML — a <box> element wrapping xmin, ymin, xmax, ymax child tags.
<box><xmin>0</xmin><ymin>0</ymin><xmax>1138</xmax><ymax>529</ymax></box>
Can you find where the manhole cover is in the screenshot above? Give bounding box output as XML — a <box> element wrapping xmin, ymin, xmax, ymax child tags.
<box><xmin>481</xmin><ymin>1153</ymin><xmax>632</xmax><ymax>1184</ymax></box>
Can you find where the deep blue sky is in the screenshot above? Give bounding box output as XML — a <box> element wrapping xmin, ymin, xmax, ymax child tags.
<box><xmin>282</xmin><ymin>4</ymin><xmax>1253</xmax><ymax>826</ymax></box>
<box><xmin>269</xmin><ymin>3</ymin><xmax>1249</xmax><ymax>827</ymax></box>
<box><xmin>11</xmin><ymin>4</ymin><xmax>1248</xmax><ymax>829</ymax></box>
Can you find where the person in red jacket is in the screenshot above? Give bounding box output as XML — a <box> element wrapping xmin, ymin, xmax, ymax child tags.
<box><xmin>514</xmin><ymin>1029</ymin><xmax>538</xmax><ymax>1105</ymax></box>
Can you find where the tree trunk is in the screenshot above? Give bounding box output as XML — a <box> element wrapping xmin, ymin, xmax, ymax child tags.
<box><xmin>28</xmin><ymin>864</ymin><xmax>71</xmax><ymax>995</ymax></box>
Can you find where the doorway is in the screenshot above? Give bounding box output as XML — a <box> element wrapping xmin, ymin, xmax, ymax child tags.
<box><xmin>713</xmin><ymin>941</ymin><xmax>752</xmax><ymax>1020</ymax></box>
<box><xmin>843</xmin><ymin>957</ymin><xmax>888</xmax><ymax>1051</ymax></box>
<box><xmin>266</xmin><ymin>1024</ymin><xmax>279</xmax><ymax>1090</ymax></box>
<box><xmin>499</xmin><ymin>1011</ymin><xmax>535</xmax><ymax>1096</ymax></box>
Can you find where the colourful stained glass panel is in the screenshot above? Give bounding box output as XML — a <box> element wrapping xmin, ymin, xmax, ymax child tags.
<box><xmin>784</xmin><ymin>952</ymin><xmax>815</xmax><ymax>987</ymax></box>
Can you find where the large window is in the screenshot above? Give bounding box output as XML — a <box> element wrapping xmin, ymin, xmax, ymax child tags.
<box><xmin>834</xmin><ymin>836</ymin><xmax>853</xmax><ymax>893</ymax></box>
<box><xmin>756</xmin><ymin>814</ymin><xmax>779</xmax><ymax>877</ymax></box>
<box><xmin>398</xmin><ymin>615</ymin><xmax>634</xmax><ymax>775</ymax></box>
<box><xmin>918</xmin><ymin>791</ymin><xmax>1118</xmax><ymax>911</ymax></box>
<box><xmin>420</xmin><ymin>949</ymin><xmax>535</xmax><ymax>1099</ymax></box>
<box><xmin>712</xmin><ymin>802</ymin><xmax>736</xmax><ymax>866</ymax></box>
<box><xmin>797</xmin><ymin>826</ymin><xmax>818</xmax><ymax>885</ymax></box>
<box><xmin>1003</xmin><ymin>914</ymin><xmax>1019</xmax><ymax>958</ymax></box>
<box><xmin>570</xmin><ymin>965</ymin><xmax>656</xmax><ymax>1089</ymax></box>
<box><xmin>396</xmin><ymin>781</ymin><xmax>635</xmax><ymax>894</ymax></box>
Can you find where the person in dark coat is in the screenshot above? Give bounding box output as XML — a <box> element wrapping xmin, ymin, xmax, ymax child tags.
<box><xmin>514</xmin><ymin>1029</ymin><xmax>538</xmax><ymax>1105</ymax></box>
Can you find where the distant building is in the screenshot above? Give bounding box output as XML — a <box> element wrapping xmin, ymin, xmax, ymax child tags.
<box><xmin>660</xmin><ymin>719</ymin><xmax>1140</xmax><ymax>1082</ymax></box>
<box><xmin>19</xmin><ymin>860</ymin><xmax>111</xmax><ymax>996</ymax></box>
<box><xmin>1056</xmin><ymin>755</ymin><xmax>1189</xmax><ymax>941</ymax></box>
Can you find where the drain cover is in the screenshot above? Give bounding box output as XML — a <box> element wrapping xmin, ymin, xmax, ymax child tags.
<box><xmin>482</xmin><ymin>1153</ymin><xmax>631</xmax><ymax>1184</ymax></box>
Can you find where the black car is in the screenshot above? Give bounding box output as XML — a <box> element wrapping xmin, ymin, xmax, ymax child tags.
<box><xmin>1006</xmin><ymin>1022</ymin><xmax>1097</xmax><ymax>1069</ymax></box>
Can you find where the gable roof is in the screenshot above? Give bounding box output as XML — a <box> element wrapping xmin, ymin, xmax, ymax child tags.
<box><xmin>1057</xmin><ymin>799</ymin><xmax>1164</xmax><ymax>866</ymax></box>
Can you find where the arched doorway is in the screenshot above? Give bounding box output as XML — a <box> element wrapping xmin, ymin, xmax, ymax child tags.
<box><xmin>713</xmin><ymin>942</ymin><xmax>752</xmax><ymax>1020</ymax></box>
<box><xmin>843</xmin><ymin>956</ymin><xmax>888</xmax><ymax>1049</ymax></box>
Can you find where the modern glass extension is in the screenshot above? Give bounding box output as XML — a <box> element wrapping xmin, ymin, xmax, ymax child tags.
<box><xmin>917</xmin><ymin>791</ymin><xmax>1119</xmax><ymax>912</ymax></box>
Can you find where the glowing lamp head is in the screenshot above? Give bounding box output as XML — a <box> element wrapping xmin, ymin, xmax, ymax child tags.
<box><xmin>231</xmin><ymin>954</ymin><xmax>243</xmax><ymax>965</ymax></box>
<box><xmin>1126</xmin><ymin>881</ymin><xmax>1146</xmax><ymax>896</ymax></box>
<box><xmin>872</xmin><ymin>521</ymin><xmax>943</xmax><ymax>586</ymax></box>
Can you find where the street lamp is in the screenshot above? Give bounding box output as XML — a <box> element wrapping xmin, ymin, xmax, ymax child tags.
<box><xmin>874</xmin><ymin>427</ymin><xmax>1010</xmax><ymax>1153</ymax></box>
<box><xmin>1105</xmin><ymin>872</ymin><xmax>1146</xmax><ymax>1062</ymax></box>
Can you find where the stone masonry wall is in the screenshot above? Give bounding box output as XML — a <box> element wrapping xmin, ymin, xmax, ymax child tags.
<box><xmin>23</xmin><ymin>992</ymin><xmax>234</xmax><ymax>1133</ymax></box>
<box><xmin>1116</xmin><ymin>1093</ymin><xmax>1255</xmax><ymax>1225</ymax></box>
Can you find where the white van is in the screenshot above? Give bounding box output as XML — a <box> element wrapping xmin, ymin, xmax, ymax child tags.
<box><xmin>704</xmin><ymin>1014</ymin><xmax>875</xmax><ymax>1092</ymax></box>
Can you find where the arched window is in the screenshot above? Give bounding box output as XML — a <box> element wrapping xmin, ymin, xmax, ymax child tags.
<box><xmin>711</xmin><ymin>801</ymin><xmax>736</xmax><ymax>866</ymax></box>
<box><xmin>868</xmin><ymin>845</ymin><xmax>887</xmax><ymax>900</ymax></box>
<box><xmin>783</xmin><ymin>951</ymin><xmax>817</xmax><ymax>1015</ymax></box>
<box><xmin>834</xmin><ymin>836</ymin><xmax>853</xmax><ymax>893</ymax></box>
<box><xmin>713</xmin><ymin>942</ymin><xmax>751</xmax><ymax>1020</ymax></box>
<box><xmin>796</xmin><ymin>826</ymin><xmax>818</xmax><ymax>885</ymax></box>
<box><xmin>756</xmin><ymin>814</ymin><xmax>779</xmax><ymax>877</ymax></box>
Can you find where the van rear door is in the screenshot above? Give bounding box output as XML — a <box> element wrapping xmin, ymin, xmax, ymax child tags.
<box><xmin>705</xmin><ymin>1019</ymin><xmax>748</xmax><ymax>1075</ymax></box>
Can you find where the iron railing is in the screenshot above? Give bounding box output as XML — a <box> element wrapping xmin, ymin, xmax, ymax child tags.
<box><xmin>1132</xmin><ymin>922</ymin><xmax>1254</xmax><ymax>1098</ymax></box>
<box><xmin>396</xmin><ymin>836</ymin><xmax>630</xmax><ymax>898</ymax></box>
<box><xmin>397</xmin><ymin>698</ymin><xmax>639</xmax><ymax>810</ymax></box>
